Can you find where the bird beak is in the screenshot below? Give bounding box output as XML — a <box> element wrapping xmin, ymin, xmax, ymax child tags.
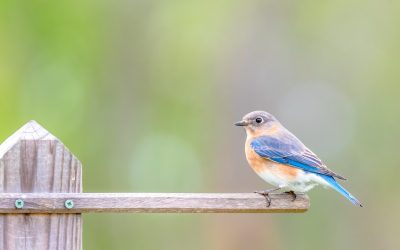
<box><xmin>234</xmin><ymin>120</ymin><xmax>248</xmax><ymax>126</ymax></box>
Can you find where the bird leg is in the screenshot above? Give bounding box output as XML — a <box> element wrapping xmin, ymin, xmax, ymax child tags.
<box><xmin>285</xmin><ymin>191</ymin><xmax>297</xmax><ymax>202</ymax></box>
<box><xmin>254</xmin><ymin>187</ymin><xmax>281</xmax><ymax>207</ymax></box>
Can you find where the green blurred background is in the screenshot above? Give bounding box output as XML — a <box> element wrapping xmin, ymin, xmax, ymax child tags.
<box><xmin>1</xmin><ymin>0</ymin><xmax>399</xmax><ymax>249</ymax></box>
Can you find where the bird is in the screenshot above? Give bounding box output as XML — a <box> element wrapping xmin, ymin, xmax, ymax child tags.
<box><xmin>235</xmin><ymin>110</ymin><xmax>362</xmax><ymax>207</ymax></box>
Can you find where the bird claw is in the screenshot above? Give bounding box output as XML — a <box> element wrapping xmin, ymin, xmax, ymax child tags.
<box><xmin>254</xmin><ymin>188</ymin><xmax>280</xmax><ymax>207</ymax></box>
<box><xmin>254</xmin><ymin>191</ymin><xmax>272</xmax><ymax>207</ymax></box>
<box><xmin>285</xmin><ymin>191</ymin><xmax>297</xmax><ymax>202</ymax></box>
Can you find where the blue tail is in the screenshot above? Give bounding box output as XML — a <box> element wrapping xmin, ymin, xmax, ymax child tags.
<box><xmin>320</xmin><ymin>175</ymin><xmax>363</xmax><ymax>207</ymax></box>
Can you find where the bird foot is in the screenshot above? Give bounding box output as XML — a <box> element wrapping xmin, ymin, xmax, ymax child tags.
<box><xmin>253</xmin><ymin>188</ymin><xmax>281</xmax><ymax>207</ymax></box>
<box><xmin>285</xmin><ymin>191</ymin><xmax>297</xmax><ymax>202</ymax></box>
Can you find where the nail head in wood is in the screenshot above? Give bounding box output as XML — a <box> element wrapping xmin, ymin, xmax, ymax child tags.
<box><xmin>14</xmin><ymin>199</ymin><xmax>24</xmax><ymax>209</ymax></box>
<box><xmin>65</xmin><ymin>199</ymin><xmax>74</xmax><ymax>209</ymax></box>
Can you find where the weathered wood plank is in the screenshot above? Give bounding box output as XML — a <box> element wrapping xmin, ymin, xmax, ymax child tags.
<box><xmin>0</xmin><ymin>121</ymin><xmax>82</xmax><ymax>250</ymax></box>
<box><xmin>0</xmin><ymin>193</ymin><xmax>309</xmax><ymax>213</ymax></box>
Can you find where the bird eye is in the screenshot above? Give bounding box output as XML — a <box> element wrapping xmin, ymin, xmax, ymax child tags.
<box><xmin>255</xmin><ymin>117</ymin><xmax>263</xmax><ymax>124</ymax></box>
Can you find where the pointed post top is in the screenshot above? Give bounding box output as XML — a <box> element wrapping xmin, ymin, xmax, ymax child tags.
<box><xmin>0</xmin><ymin>120</ymin><xmax>58</xmax><ymax>158</ymax></box>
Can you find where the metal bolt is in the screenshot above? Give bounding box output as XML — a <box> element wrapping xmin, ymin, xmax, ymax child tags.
<box><xmin>64</xmin><ymin>199</ymin><xmax>74</xmax><ymax>209</ymax></box>
<box><xmin>15</xmin><ymin>199</ymin><xmax>24</xmax><ymax>209</ymax></box>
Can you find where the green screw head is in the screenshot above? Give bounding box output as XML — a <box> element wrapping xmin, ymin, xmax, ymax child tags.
<box><xmin>15</xmin><ymin>199</ymin><xmax>24</xmax><ymax>209</ymax></box>
<box><xmin>65</xmin><ymin>199</ymin><xmax>74</xmax><ymax>209</ymax></box>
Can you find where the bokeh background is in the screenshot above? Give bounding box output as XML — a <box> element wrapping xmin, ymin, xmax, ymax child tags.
<box><xmin>1</xmin><ymin>1</ymin><xmax>399</xmax><ymax>249</ymax></box>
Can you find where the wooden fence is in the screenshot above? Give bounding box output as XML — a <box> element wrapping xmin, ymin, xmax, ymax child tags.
<box><xmin>0</xmin><ymin>121</ymin><xmax>309</xmax><ymax>250</ymax></box>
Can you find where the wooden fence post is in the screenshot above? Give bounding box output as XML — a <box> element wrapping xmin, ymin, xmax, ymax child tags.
<box><xmin>0</xmin><ymin>121</ymin><xmax>82</xmax><ymax>250</ymax></box>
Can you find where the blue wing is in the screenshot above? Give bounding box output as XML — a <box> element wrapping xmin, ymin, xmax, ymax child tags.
<box><xmin>250</xmin><ymin>134</ymin><xmax>346</xmax><ymax>180</ymax></box>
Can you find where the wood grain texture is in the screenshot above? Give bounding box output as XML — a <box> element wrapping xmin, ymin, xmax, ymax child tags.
<box><xmin>0</xmin><ymin>121</ymin><xmax>82</xmax><ymax>250</ymax></box>
<box><xmin>0</xmin><ymin>193</ymin><xmax>309</xmax><ymax>213</ymax></box>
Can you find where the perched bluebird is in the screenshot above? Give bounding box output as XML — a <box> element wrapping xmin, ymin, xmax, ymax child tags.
<box><xmin>235</xmin><ymin>111</ymin><xmax>362</xmax><ymax>207</ymax></box>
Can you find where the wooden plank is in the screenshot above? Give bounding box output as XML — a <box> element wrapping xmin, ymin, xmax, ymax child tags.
<box><xmin>0</xmin><ymin>193</ymin><xmax>309</xmax><ymax>213</ymax></box>
<box><xmin>0</xmin><ymin>121</ymin><xmax>82</xmax><ymax>250</ymax></box>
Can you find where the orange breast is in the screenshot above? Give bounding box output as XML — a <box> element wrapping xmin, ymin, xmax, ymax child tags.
<box><xmin>245</xmin><ymin>140</ymin><xmax>267</xmax><ymax>173</ymax></box>
<box><xmin>245</xmin><ymin>138</ymin><xmax>299</xmax><ymax>180</ymax></box>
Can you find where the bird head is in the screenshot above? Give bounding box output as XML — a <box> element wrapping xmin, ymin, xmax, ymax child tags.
<box><xmin>235</xmin><ymin>111</ymin><xmax>279</xmax><ymax>136</ymax></box>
